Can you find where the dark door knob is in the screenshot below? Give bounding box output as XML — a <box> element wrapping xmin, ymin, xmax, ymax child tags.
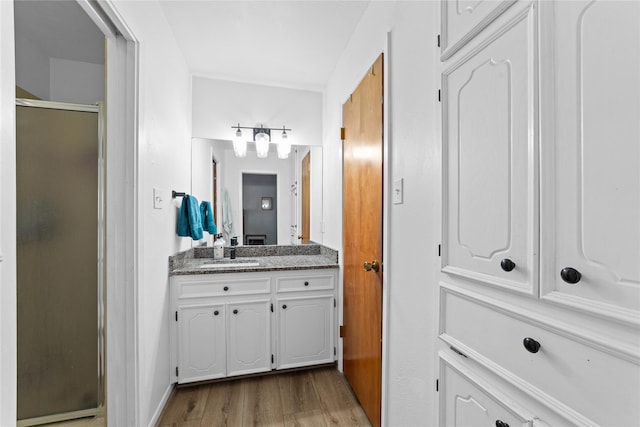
<box><xmin>495</xmin><ymin>421</ymin><xmax>510</xmax><ymax>427</ymax></box>
<box><xmin>304</xmin><ymin>281</ymin><xmax>309</xmax><ymax>286</ymax></box>
<box><xmin>213</xmin><ymin>310</ymin><xmax>219</xmax><ymax>316</ymax></box>
<box><xmin>523</xmin><ymin>337</ymin><xmax>540</xmax><ymax>353</ymax></box>
<box><xmin>223</xmin><ymin>286</ymin><xmax>229</xmax><ymax>291</ymax></box>
<box><xmin>282</xmin><ymin>304</ymin><xmax>287</xmax><ymax>309</ymax></box>
<box><xmin>560</xmin><ymin>267</ymin><xmax>581</xmax><ymax>284</ymax></box>
<box><xmin>233</xmin><ymin>309</ymin><xmax>238</xmax><ymax>314</ymax></box>
<box><xmin>500</xmin><ymin>258</ymin><xmax>516</xmax><ymax>272</ymax></box>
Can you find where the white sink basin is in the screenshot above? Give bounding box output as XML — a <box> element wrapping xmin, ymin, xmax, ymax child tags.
<box><xmin>199</xmin><ymin>262</ymin><xmax>260</xmax><ymax>269</ymax></box>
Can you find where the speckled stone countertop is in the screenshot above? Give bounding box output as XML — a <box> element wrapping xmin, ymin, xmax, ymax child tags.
<box><xmin>169</xmin><ymin>244</ymin><xmax>339</xmax><ymax>275</ymax></box>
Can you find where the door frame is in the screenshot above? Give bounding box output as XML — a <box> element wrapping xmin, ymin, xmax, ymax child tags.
<box><xmin>0</xmin><ymin>1</ymin><xmax>141</xmax><ymax>425</ymax></box>
<box><xmin>338</xmin><ymin>33</ymin><xmax>392</xmax><ymax>426</ymax></box>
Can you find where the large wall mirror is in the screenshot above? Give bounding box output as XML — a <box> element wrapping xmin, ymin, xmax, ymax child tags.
<box><xmin>191</xmin><ymin>138</ymin><xmax>323</xmax><ymax>246</ymax></box>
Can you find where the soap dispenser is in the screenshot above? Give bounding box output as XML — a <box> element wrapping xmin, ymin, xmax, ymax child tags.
<box><xmin>213</xmin><ymin>234</ymin><xmax>225</xmax><ymax>260</ymax></box>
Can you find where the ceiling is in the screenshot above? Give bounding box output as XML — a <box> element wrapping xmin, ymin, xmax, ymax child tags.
<box><xmin>159</xmin><ymin>1</ymin><xmax>370</xmax><ymax>91</ymax></box>
<box><xmin>13</xmin><ymin>1</ymin><xmax>370</xmax><ymax>92</ymax></box>
<box><xmin>14</xmin><ymin>0</ymin><xmax>105</xmax><ymax>65</ymax></box>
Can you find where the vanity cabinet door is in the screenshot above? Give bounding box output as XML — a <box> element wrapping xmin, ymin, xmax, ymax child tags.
<box><xmin>277</xmin><ymin>295</ymin><xmax>334</xmax><ymax>370</ymax></box>
<box><xmin>442</xmin><ymin>5</ymin><xmax>537</xmax><ymax>296</ymax></box>
<box><xmin>226</xmin><ymin>299</ymin><xmax>271</xmax><ymax>376</ymax></box>
<box><xmin>177</xmin><ymin>304</ymin><xmax>226</xmax><ymax>383</ymax></box>
<box><xmin>539</xmin><ymin>0</ymin><xmax>640</xmax><ymax>324</ymax></box>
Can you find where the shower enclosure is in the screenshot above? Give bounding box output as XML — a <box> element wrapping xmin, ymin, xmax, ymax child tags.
<box><xmin>15</xmin><ymin>98</ymin><xmax>104</xmax><ymax>426</ymax></box>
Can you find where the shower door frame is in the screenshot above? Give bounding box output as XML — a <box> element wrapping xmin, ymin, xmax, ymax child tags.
<box><xmin>15</xmin><ymin>98</ymin><xmax>105</xmax><ymax>427</ymax></box>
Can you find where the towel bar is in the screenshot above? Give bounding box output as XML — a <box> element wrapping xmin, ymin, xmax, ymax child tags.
<box><xmin>172</xmin><ymin>191</ymin><xmax>186</xmax><ymax>198</ymax></box>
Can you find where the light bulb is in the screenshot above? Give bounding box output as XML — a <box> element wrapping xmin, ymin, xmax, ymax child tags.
<box><xmin>232</xmin><ymin>128</ymin><xmax>247</xmax><ymax>157</ymax></box>
<box><xmin>277</xmin><ymin>130</ymin><xmax>291</xmax><ymax>159</ymax></box>
<box><xmin>255</xmin><ymin>131</ymin><xmax>270</xmax><ymax>158</ymax></box>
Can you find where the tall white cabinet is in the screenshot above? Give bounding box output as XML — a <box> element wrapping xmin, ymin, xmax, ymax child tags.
<box><xmin>438</xmin><ymin>1</ymin><xmax>640</xmax><ymax>426</ymax></box>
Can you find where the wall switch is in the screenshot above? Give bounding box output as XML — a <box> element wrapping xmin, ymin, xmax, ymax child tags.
<box><xmin>393</xmin><ymin>178</ymin><xmax>404</xmax><ymax>204</ymax></box>
<box><xmin>153</xmin><ymin>188</ymin><xmax>164</xmax><ymax>209</ymax></box>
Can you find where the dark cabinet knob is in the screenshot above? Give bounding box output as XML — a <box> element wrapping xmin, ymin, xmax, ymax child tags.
<box><xmin>500</xmin><ymin>258</ymin><xmax>516</xmax><ymax>272</ymax></box>
<box><xmin>233</xmin><ymin>309</ymin><xmax>238</xmax><ymax>314</ymax></box>
<box><xmin>282</xmin><ymin>304</ymin><xmax>287</xmax><ymax>309</ymax></box>
<box><xmin>523</xmin><ymin>337</ymin><xmax>540</xmax><ymax>353</ymax></box>
<box><xmin>304</xmin><ymin>281</ymin><xmax>309</xmax><ymax>286</ymax></box>
<box><xmin>213</xmin><ymin>310</ymin><xmax>219</xmax><ymax>316</ymax></box>
<box><xmin>495</xmin><ymin>421</ymin><xmax>510</xmax><ymax>427</ymax></box>
<box><xmin>560</xmin><ymin>267</ymin><xmax>581</xmax><ymax>284</ymax></box>
<box><xmin>223</xmin><ymin>286</ymin><xmax>229</xmax><ymax>291</ymax></box>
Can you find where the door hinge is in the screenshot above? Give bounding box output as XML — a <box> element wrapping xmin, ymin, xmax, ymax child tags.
<box><xmin>437</xmin><ymin>34</ymin><xmax>441</xmax><ymax>47</ymax></box>
<box><xmin>340</xmin><ymin>127</ymin><xmax>346</xmax><ymax>140</ymax></box>
<box><xmin>333</xmin><ymin>298</ymin><xmax>336</xmax><ymax>308</ymax></box>
<box><xmin>438</xmin><ymin>244</ymin><xmax>441</xmax><ymax>257</ymax></box>
<box><xmin>175</xmin><ymin>311</ymin><xmax>178</xmax><ymax>321</ymax></box>
<box><xmin>334</xmin><ymin>347</ymin><xmax>337</xmax><ymax>356</ymax></box>
<box><xmin>271</xmin><ymin>354</ymin><xmax>274</xmax><ymax>364</ymax></box>
<box><xmin>436</xmin><ymin>379</ymin><xmax>439</xmax><ymax>391</ymax></box>
<box><xmin>175</xmin><ymin>366</ymin><xmax>179</xmax><ymax>377</ymax></box>
<box><xmin>270</xmin><ymin>303</ymin><xmax>274</xmax><ymax>313</ymax></box>
<box><xmin>438</xmin><ymin>89</ymin><xmax>441</xmax><ymax>102</ymax></box>
<box><xmin>339</xmin><ymin>325</ymin><xmax>344</xmax><ymax>337</ymax></box>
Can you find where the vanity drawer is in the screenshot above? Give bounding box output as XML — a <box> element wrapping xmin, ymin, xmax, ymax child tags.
<box><xmin>276</xmin><ymin>272</ymin><xmax>335</xmax><ymax>293</ymax></box>
<box><xmin>175</xmin><ymin>275</ymin><xmax>271</xmax><ymax>299</ymax></box>
<box><xmin>440</xmin><ymin>284</ymin><xmax>640</xmax><ymax>427</ymax></box>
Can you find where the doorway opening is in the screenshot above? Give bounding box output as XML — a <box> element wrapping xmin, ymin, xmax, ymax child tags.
<box><xmin>242</xmin><ymin>173</ymin><xmax>278</xmax><ymax>245</ymax></box>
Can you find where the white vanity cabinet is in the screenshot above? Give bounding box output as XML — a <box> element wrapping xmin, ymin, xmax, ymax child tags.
<box><xmin>170</xmin><ymin>267</ymin><xmax>337</xmax><ymax>384</ymax></box>
<box><xmin>275</xmin><ymin>270</ymin><xmax>337</xmax><ymax>370</ymax></box>
<box><xmin>438</xmin><ymin>0</ymin><xmax>640</xmax><ymax>425</ymax></box>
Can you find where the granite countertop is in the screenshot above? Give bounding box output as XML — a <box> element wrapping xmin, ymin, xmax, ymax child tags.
<box><xmin>169</xmin><ymin>244</ymin><xmax>339</xmax><ymax>275</ymax></box>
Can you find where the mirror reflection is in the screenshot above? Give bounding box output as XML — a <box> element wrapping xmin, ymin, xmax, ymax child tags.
<box><xmin>191</xmin><ymin>138</ymin><xmax>322</xmax><ymax>246</ymax></box>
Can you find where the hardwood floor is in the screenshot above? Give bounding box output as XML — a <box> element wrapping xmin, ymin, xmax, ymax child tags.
<box><xmin>156</xmin><ymin>366</ymin><xmax>372</xmax><ymax>427</ymax></box>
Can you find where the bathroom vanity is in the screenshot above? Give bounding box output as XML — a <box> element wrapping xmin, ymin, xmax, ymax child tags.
<box><xmin>169</xmin><ymin>245</ymin><xmax>339</xmax><ymax>384</ymax></box>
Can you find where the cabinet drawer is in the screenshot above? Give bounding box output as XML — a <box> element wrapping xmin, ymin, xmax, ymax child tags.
<box><xmin>175</xmin><ymin>275</ymin><xmax>271</xmax><ymax>299</ymax></box>
<box><xmin>439</xmin><ymin>352</ymin><xmax>533</xmax><ymax>427</ymax></box>
<box><xmin>440</xmin><ymin>284</ymin><xmax>640</xmax><ymax>427</ymax></box>
<box><xmin>276</xmin><ymin>273</ymin><xmax>335</xmax><ymax>293</ymax></box>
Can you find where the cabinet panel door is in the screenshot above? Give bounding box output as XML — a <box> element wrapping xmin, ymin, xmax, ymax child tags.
<box><xmin>439</xmin><ymin>353</ymin><xmax>533</xmax><ymax>427</ymax></box>
<box><xmin>227</xmin><ymin>299</ymin><xmax>271</xmax><ymax>376</ymax></box>
<box><xmin>277</xmin><ymin>296</ymin><xmax>334</xmax><ymax>370</ymax></box>
<box><xmin>178</xmin><ymin>304</ymin><xmax>226</xmax><ymax>383</ymax></box>
<box><xmin>441</xmin><ymin>0</ymin><xmax>517</xmax><ymax>60</ymax></box>
<box><xmin>442</xmin><ymin>5</ymin><xmax>537</xmax><ymax>295</ymax></box>
<box><xmin>540</xmin><ymin>0</ymin><xmax>640</xmax><ymax>324</ymax></box>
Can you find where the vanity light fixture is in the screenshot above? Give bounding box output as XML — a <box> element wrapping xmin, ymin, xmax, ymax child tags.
<box><xmin>231</xmin><ymin>124</ymin><xmax>293</xmax><ymax>159</ymax></box>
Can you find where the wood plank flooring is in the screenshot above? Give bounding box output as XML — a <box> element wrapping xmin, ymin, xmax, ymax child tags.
<box><xmin>156</xmin><ymin>366</ymin><xmax>372</xmax><ymax>427</ymax></box>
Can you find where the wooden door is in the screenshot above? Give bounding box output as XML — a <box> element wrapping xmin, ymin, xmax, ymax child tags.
<box><xmin>301</xmin><ymin>152</ymin><xmax>311</xmax><ymax>244</ymax></box>
<box><xmin>342</xmin><ymin>54</ymin><xmax>384</xmax><ymax>427</ymax></box>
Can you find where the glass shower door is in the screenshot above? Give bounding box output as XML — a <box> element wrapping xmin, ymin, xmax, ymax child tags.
<box><xmin>16</xmin><ymin>100</ymin><xmax>102</xmax><ymax>425</ymax></box>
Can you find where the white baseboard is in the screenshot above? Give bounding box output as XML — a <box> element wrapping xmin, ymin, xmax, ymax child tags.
<box><xmin>147</xmin><ymin>383</ymin><xmax>175</xmax><ymax>427</ymax></box>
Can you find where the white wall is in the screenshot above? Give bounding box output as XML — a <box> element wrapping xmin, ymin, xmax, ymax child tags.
<box><xmin>323</xmin><ymin>2</ymin><xmax>440</xmax><ymax>425</ymax></box>
<box><xmin>0</xmin><ymin>2</ymin><xmax>17</xmax><ymax>425</ymax></box>
<box><xmin>106</xmin><ymin>2</ymin><xmax>192</xmax><ymax>426</ymax></box>
<box><xmin>14</xmin><ymin>32</ymin><xmax>50</xmax><ymax>99</ymax></box>
<box><xmin>50</xmin><ymin>57</ymin><xmax>104</xmax><ymax>104</ymax></box>
<box><xmin>192</xmin><ymin>77</ymin><xmax>322</xmax><ymax>147</ymax></box>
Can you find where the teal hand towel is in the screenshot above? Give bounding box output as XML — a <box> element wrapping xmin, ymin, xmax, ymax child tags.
<box><xmin>200</xmin><ymin>201</ymin><xmax>217</xmax><ymax>234</ymax></box>
<box><xmin>177</xmin><ymin>195</ymin><xmax>203</xmax><ymax>240</ymax></box>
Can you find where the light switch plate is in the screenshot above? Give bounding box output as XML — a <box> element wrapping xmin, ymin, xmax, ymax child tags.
<box><xmin>393</xmin><ymin>178</ymin><xmax>403</xmax><ymax>204</ymax></box>
<box><xmin>153</xmin><ymin>188</ymin><xmax>164</xmax><ymax>209</ymax></box>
